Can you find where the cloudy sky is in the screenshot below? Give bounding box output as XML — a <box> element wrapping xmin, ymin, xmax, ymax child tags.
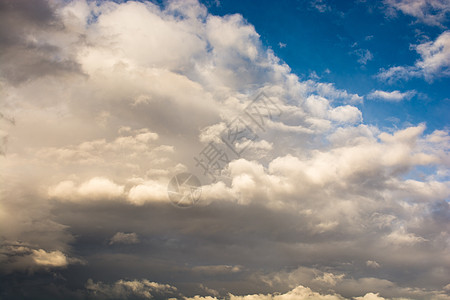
<box><xmin>0</xmin><ymin>0</ymin><xmax>449</xmax><ymax>299</ymax></box>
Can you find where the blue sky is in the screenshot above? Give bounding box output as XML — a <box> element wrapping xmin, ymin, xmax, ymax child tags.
<box><xmin>205</xmin><ymin>0</ymin><xmax>449</xmax><ymax>133</ymax></box>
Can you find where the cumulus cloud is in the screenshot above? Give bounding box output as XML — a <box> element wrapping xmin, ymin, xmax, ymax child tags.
<box><xmin>186</xmin><ymin>285</ymin><xmax>346</xmax><ymax>300</ymax></box>
<box><xmin>31</xmin><ymin>249</ymin><xmax>68</xmax><ymax>267</ymax></box>
<box><xmin>49</xmin><ymin>177</ymin><xmax>125</xmax><ymax>201</ymax></box>
<box><xmin>366</xmin><ymin>260</ymin><xmax>381</xmax><ymax>268</ymax></box>
<box><xmin>0</xmin><ymin>0</ymin><xmax>449</xmax><ymax>299</ymax></box>
<box><xmin>377</xmin><ymin>31</ymin><xmax>450</xmax><ymax>82</ymax></box>
<box><xmin>0</xmin><ymin>241</ymin><xmax>82</xmax><ymax>274</ymax></box>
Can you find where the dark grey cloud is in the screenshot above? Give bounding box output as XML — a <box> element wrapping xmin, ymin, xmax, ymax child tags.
<box><xmin>0</xmin><ymin>0</ymin><xmax>82</xmax><ymax>84</ymax></box>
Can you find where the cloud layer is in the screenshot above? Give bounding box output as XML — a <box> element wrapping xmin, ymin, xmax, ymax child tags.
<box><xmin>0</xmin><ymin>0</ymin><xmax>449</xmax><ymax>299</ymax></box>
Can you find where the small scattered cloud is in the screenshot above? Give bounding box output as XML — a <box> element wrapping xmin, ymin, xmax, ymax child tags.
<box><xmin>367</xmin><ymin>90</ymin><xmax>416</xmax><ymax>102</ymax></box>
<box><xmin>366</xmin><ymin>260</ymin><xmax>381</xmax><ymax>268</ymax></box>
<box><xmin>310</xmin><ymin>0</ymin><xmax>332</xmax><ymax>13</ymax></box>
<box><xmin>109</xmin><ymin>232</ymin><xmax>140</xmax><ymax>245</ymax></box>
<box><xmin>0</xmin><ymin>242</ymin><xmax>82</xmax><ymax>274</ymax></box>
<box><xmin>192</xmin><ymin>264</ymin><xmax>242</xmax><ymax>275</ymax></box>
<box><xmin>351</xmin><ymin>47</ymin><xmax>374</xmax><ymax>65</ymax></box>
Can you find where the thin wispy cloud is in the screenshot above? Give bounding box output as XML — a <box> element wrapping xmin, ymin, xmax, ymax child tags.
<box><xmin>384</xmin><ymin>0</ymin><xmax>450</xmax><ymax>27</ymax></box>
<box><xmin>367</xmin><ymin>89</ymin><xmax>417</xmax><ymax>101</ymax></box>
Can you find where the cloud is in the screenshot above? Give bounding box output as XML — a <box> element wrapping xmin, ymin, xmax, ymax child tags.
<box><xmin>366</xmin><ymin>260</ymin><xmax>381</xmax><ymax>268</ymax></box>
<box><xmin>304</xmin><ymin>80</ymin><xmax>364</xmax><ymax>104</ymax></box>
<box><xmin>351</xmin><ymin>48</ymin><xmax>374</xmax><ymax>65</ymax></box>
<box><xmin>310</xmin><ymin>0</ymin><xmax>332</xmax><ymax>13</ymax></box>
<box><xmin>86</xmin><ymin>278</ymin><xmax>179</xmax><ymax>299</ymax></box>
<box><xmin>354</xmin><ymin>293</ymin><xmax>386</xmax><ymax>300</ymax></box>
<box><xmin>367</xmin><ymin>90</ymin><xmax>417</xmax><ymax>102</ymax></box>
<box><xmin>384</xmin><ymin>0</ymin><xmax>450</xmax><ymax>26</ymax></box>
<box><xmin>0</xmin><ymin>241</ymin><xmax>82</xmax><ymax>274</ymax></box>
<box><xmin>0</xmin><ymin>0</ymin><xmax>83</xmax><ymax>84</ymax></box>
<box><xmin>192</xmin><ymin>265</ymin><xmax>242</xmax><ymax>275</ymax></box>
<box><xmin>0</xmin><ymin>0</ymin><xmax>449</xmax><ymax>299</ymax></box>
<box><xmin>377</xmin><ymin>31</ymin><xmax>450</xmax><ymax>82</ymax></box>
<box><xmin>109</xmin><ymin>232</ymin><xmax>140</xmax><ymax>245</ymax></box>
<box><xmin>49</xmin><ymin>177</ymin><xmax>125</xmax><ymax>201</ymax></box>
<box><xmin>186</xmin><ymin>285</ymin><xmax>346</xmax><ymax>300</ymax></box>
<box><xmin>31</xmin><ymin>249</ymin><xmax>68</xmax><ymax>267</ymax></box>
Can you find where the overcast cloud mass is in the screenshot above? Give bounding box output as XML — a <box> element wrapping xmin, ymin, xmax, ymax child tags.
<box><xmin>0</xmin><ymin>0</ymin><xmax>449</xmax><ymax>299</ymax></box>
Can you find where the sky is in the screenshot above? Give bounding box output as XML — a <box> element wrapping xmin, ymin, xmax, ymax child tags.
<box><xmin>0</xmin><ymin>0</ymin><xmax>449</xmax><ymax>299</ymax></box>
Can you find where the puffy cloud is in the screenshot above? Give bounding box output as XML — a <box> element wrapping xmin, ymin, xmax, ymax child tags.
<box><xmin>304</xmin><ymin>80</ymin><xmax>364</xmax><ymax>104</ymax></box>
<box><xmin>49</xmin><ymin>177</ymin><xmax>125</xmax><ymax>201</ymax></box>
<box><xmin>354</xmin><ymin>293</ymin><xmax>386</xmax><ymax>300</ymax></box>
<box><xmin>0</xmin><ymin>241</ymin><xmax>82</xmax><ymax>274</ymax></box>
<box><xmin>227</xmin><ymin>285</ymin><xmax>346</xmax><ymax>300</ymax></box>
<box><xmin>127</xmin><ymin>180</ymin><xmax>169</xmax><ymax>205</ymax></box>
<box><xmin>0</xmin><ymin>0</ymin><xmax>449</xmax><ymax>299</ymax></box>
<box><xmin>366</xmin><ymin>260</ymin><xmax>381</xmax><ymax>268</ymax></box>
<box><xmin>31</xmin><ymin>249</ymin><xmax>68</xmax><ymax>267</ymax></box>
<box><xmin>377</xmin><ymin>31</ymin><xmax>450</xmax><ymax>82</ymax></box>
<box><xmin>185</xmin><ymin>285</ymin><xmax>346</xmax><ymax>300</ymax></box>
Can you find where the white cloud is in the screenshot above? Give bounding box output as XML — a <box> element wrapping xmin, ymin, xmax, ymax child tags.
<box><xmin>367</xmin><ymin>90</ymin><xmax>416</xmax><ymax>102</ymax></box>
<box><xmin>127</xmin><ymin>180</ymin><xmax>169</xmax><ymax>205</ymax></box>
<box><xmin>186</xmin><ymin>285</ymin><xmax>346</xmax><ymax>300</ymax></box>
<box><xmin>78</xmin><ymin>177</ymin><xmax>125</xmax><ymax>199</ymax></box>
<box><xmin>377</xmin><ymin>31</ymin><xmax>450</xmax><ymax>82</ymax></box>
<box><xmin>354</xmin><ymin>293</ymin><xmax>386</xmax><ymax>300</ymax></box>
<box><xmin>0</xmin><ymin>242</ymin><xmax>83</xmax><ymax>274</ymax></box>
<box><xmin>49</xmin><ymin>177</ymin><xmax>125</xmax><ymax>201</ymax></box>
<box><xmin>304</xmin><ymin>80</ymin><xmax>364</xmax><ymax>104</ymax></box>
<box><xmin>31</xmin><ymin>249</ymin><xmax>68</xmax><ymax>267</ymax></box>
<box><xmin>416</xmin><ymin>31</ymin><xmax>450</xmax><ymax>76</ymax></box>
<box><xmin>352</xmin><ymin>48</ymin><xmax>374</xmax><ymax>65</ymax></box>
<box><xmin>384</xmin><ymin>0</ymin><xmax>450</xmax><ymax>26</ymax></box>
<box><xmin>329</xmin><ymin>105</ymin><xmax>363</xmax><ymax>123</ymax></box>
